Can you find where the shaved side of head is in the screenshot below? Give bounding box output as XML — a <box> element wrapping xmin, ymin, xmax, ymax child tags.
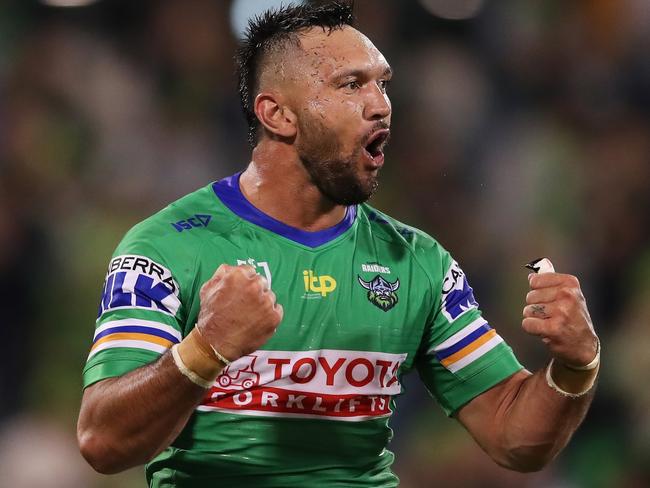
<box><xmin>235</xmin><ymin>2</ymin><xmax>355</xmax><ymax>146</ymax></box>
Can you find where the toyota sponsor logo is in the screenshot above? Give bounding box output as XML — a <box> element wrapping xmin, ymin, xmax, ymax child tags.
<box><xmin>199</xmin><ymin>349</ymin><xmax>407</xmax><ymax>421</ymax></box>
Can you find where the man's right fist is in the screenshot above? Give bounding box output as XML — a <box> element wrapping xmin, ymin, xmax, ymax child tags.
<box><xmin>196</xmin><ymin>264</ymin><xmax>283</xmax><ymax>362</ymax></box>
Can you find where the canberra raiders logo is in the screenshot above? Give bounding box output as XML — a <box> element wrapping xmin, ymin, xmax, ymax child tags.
<box><xmin>357</xmin><ymin>275</ymin><xmax>400</xmax><ymax>311</ymax></box>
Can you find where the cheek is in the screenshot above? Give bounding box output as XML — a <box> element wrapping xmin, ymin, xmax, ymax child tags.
<box><xmin>324</xmin><ymin>101</ymin><xmax>363</xmax><ymax>132</ymax></box>
<box><xmin>334</xmin><ymin>95</ymin><xmax>362</xmax><ymax>113</ymax></box>
<box><xmin>299</xmin><ymin>96</ymin><xmax>363</xmax><ymax>153</ymax></box>
<box><xmin>301</xmin><ymin>101</ymin><xmax>341</xmax><ymax>135</ymax></box>
<box><xmin>305</xmin><ymin>97</ymin><xmax>329</xmax><ymax>118</ymax></box>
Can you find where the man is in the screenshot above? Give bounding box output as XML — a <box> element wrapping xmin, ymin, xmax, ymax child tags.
<box><xmin>77</xmin><ymin>3</ymin><xmax>600</xmax><ymax>486</ymax></box>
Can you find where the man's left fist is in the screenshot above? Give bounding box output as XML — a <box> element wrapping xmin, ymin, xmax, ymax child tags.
<box><xmin>522</xmin><ymin>272</ymin><xmax>599</xmax><ymax>368</ymax></box>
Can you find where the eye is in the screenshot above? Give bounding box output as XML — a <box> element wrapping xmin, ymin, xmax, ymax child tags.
<box><xmin>342</xmin><ymin>80</ymin><xmax>361</xmax><ymax>91</ymax></box>
<box><xmin>378</xmin><ymin>79</ymin><xmax>391</xmax><ymax>93</ymax></box>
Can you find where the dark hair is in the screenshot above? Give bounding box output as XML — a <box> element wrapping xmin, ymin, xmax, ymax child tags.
<box><xmin>235</xmin><ymin>2</ymin><xmax>355</xmax><ymax>147</ymax></box>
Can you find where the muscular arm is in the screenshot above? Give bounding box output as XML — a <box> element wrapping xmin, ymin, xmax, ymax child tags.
<box><xmin>456</xmin><ymin>269</ymin><xmax>599</xmax><ymax>472</ymax></box>
<box><xmin>77</xmin><ymin>264</ymin><xmax>282</xmax><ymax>474</ymax></box>
<box><xmin>457</xmin><ymin>366</ymin><xmax>595</xmax><ymax>472</ymax></box>
<box><xmin>77</xmin><ymin>354</ymin><xmax>208</xmax><ymax>474</ymax></box>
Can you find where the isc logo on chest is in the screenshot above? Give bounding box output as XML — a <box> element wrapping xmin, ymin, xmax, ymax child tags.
<box><xmin>302</xmin><ymin>270</ymin><xmax>337</xmax><ymax>297</ymax></box>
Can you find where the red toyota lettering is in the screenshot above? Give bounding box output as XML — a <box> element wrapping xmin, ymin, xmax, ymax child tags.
<box><xmin>290</xmin><ymin>357</ymin><xmax>317</xmax><ymax>384</ymax></box>
<box><xmin>345</xmin><ymin>358</ymin><xmax>374</xmax><ymax>387</ymax></box>
<box><xmin>268</xmin><ymin>357</ymin><xmax>291</xmax><ymax>380</ymax></box>
<box><xmin>318</xmin><ymin>356</ymin><xmax>346</xmax><ymax>386</ymax></box>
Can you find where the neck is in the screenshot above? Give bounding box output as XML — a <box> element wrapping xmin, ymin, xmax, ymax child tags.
<box><xmin>238</xmin><ymin>141</ymin><xmax>348</xmax><ymax>232</ymax></box>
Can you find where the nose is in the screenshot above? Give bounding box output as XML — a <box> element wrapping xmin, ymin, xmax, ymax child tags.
<box><xmin>364</xmin><ymin>84</ymin><xmax>391</xmax><ymax>121</ymax></box>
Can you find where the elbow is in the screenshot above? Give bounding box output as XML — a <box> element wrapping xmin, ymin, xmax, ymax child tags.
<box><xmin>494</xmin><ymin>442</ymin><xmax>558</xmax><ymax>473</ymax></box>
<box><xmin>77</xmin><ymin>425</ymin><xmax>131</xmax><ymax>475</ymax></box>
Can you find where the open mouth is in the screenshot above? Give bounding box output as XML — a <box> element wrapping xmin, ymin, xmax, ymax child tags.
<box><xmin>364</xmin><ymin>129</ymin><xmax>390</xmax><ymax>162</ymax></box>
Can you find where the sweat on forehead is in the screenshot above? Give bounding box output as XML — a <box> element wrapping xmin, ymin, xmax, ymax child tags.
<box><xmin>297</xmin><ymin>25</ymin><xmax>373</xmax><ymax>53</ymax></box>
<box><xmin>260</xmin><ymin>26</ymin><xmax>379</xmax><ymax>85</ymax></box>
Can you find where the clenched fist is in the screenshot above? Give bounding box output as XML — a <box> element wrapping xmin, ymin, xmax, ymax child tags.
<box><xmin>522</xmin><ymin>272</ymin><xmax>599</xmax><ymax>368</ymax></box>
<box><xmin>196</xmin><ymin>264</ymin><xmax>283</xmax><ymax>362</ymax></box>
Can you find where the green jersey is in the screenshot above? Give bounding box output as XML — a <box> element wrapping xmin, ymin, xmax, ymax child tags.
<box><xmin>83</xmin><ymin>172</ymin><xmax>522</xmax><ymax>487</ymax></box>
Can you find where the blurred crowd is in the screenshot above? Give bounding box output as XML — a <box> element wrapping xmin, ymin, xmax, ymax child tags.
<box><xmin>1</xmin><ymin>1</ymin><xmax>648</xmax><ymax>487</ymax></box>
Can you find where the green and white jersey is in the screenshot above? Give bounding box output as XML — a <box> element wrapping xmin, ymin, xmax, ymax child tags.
<box><xmin>83</xmin><ymin>172</ymin><xmax>523</xmax><ymax>487</ymax></box>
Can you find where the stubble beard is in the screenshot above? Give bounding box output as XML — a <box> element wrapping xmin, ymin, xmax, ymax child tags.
<box><xmin>296</xmin><ymin>115</ymin><xmax>379</xmax><ymax>206</ymax></box>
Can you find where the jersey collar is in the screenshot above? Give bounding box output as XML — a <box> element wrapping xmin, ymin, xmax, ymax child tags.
<box><xmin>212</xmin><ymin>172</ymin><xmax>357</xmax><ymax>248</ymax></box>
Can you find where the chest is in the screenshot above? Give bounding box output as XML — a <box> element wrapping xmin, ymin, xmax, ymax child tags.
<box><xmin>186</xmin><ymin>230</ymin><xmax>432</xmax><ymax>371</ymax></box>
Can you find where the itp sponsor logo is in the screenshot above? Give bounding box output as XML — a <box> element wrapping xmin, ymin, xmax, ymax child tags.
<box><xmin>302</xmin><ymin>270</ymin><xmax>336</xmax><ymax>298</ymax></box>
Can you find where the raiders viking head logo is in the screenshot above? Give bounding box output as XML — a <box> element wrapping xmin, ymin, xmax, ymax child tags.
<box><xmin>358</xmin><ymin>275</ymin><xmax>400</xmax><ymax>311</ymax></box>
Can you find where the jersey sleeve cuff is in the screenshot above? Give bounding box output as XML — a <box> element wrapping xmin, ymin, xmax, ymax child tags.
<box><xmin>83</xmin><ymin>357</ymin><xmax>154</xmax><ymax>389</ymax></box>
<box><xmin>441</xmin><ymin>350</ymin><xmax>524</xmax><ymax>417</ymax></box>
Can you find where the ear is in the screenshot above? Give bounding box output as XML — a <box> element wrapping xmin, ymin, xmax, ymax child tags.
<box><xmin>254</xmin><ymin>92</ymin><xmax>297</xmax><ymax>139</ymax></box>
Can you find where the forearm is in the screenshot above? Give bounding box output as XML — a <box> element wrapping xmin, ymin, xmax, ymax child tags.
<box><xmin>490</xmin><ymin>266</ymin><xmax>599</xmax><ymax>471</ymax></box>
<box><xmin>78</xmin><ymin>266</ymin><xmax>282</xmax><ymax>474</ymax></box>
<box><xmin>496</xmin><ymin>364</ymin><xmax>597</xmax><ymax>471</ymax></box>
<box><xmin>78</xmin><ymin>328</ymin><xmax>225</xmax><ymax>474</ymax></box>
<box><xmin>77</xmin><ymin>352</ymin><xmax>207</xmax><ymax>473</ymax></box>
<box><xmin>458</xmin><ymin>266</ymin><xmax>599</xmax><ymax>471</ymax></box>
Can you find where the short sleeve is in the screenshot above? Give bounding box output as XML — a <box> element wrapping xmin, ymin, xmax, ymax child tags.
<box><xmin>416</xmin><ymin>255</ymin><xmax>523</xmax><ymax>416</ymax></box>
<box><xmin>82</xmin><ymin>233</ymin><xmax>188</xmax><ymax>389</ymax></box>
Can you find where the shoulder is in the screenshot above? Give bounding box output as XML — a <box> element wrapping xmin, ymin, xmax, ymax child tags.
<box><xmin>117</xmin><ymin>182</ymin><xmax>236</xmax><ymax>256</ymax></box>
<box><xmin>357</xmin><ymin>203</ymin><xmax>451</xmax><ymax>270</ymax></box>
<box><xmin>106</xmin><ymin>182</ymin><xmax>238</xmax><ymax>303</ymax></box>
<box><xmin>109</xmin><ymin>183</ymin><xmax>238</xmax><ymax>292</ymax></box>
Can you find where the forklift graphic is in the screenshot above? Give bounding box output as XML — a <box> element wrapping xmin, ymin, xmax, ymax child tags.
<box><xmin>217</xmin><ymin>354</ymin><xmax>260</xmax><ymax>390</ymax></box>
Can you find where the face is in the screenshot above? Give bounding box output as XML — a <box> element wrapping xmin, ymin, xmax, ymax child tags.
<box><xmin>288</xmin><ymin>26</ymin><xmax>392</xmax><ymax>205</ymax></box>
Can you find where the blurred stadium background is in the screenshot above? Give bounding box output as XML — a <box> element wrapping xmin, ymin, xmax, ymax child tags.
<box><xmin>1</xmin><ymin>0</ymin><xmax>649</xmax><ymax>486</ymax></box>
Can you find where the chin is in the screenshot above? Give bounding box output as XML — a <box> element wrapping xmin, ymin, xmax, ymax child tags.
<box><xmin>328</xmin><ymin>180</ymin><xmax>377</xmax><ymax>206</ymax></box>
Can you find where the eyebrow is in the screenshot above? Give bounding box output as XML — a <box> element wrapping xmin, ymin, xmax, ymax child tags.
<box><xmin>332</xmin><ymin>65</ymin><xmax>393</xmax><ymax>80</ymax></box>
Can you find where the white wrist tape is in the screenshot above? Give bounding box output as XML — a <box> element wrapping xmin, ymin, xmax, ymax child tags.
<box><xmin>210</xmin><ymin>345</ymin><xmax>232</xmax><ymax>367</ymax></box>
<box><xmin>194</xmin><ymin>324</ymin><xmax>232</xmax><ymax>366</ymax></box>
<box><xmin>545</xmin><ymin>359</ymin><xmax>597</xmax><ymax>398</ymax></box>
<box><xmin>171</xmin><ymin>344</ymin><xmax>214</xmax><ymax>389</ymax></box>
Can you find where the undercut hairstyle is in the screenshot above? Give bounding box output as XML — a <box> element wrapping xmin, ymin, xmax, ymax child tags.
<box><xmin>235</xmin><ymin>2</ymin><xmax>355</xmax><ymax>147</ymax></box>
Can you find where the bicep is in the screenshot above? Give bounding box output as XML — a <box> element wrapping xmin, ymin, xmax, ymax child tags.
<box><xmin>78</xmin><ymin>377</ymin><xmax>119</xmax><ymax>425</ymax></box>
<box><xmin>455</xmin><ymin>370</ymin><xmax>530</xmax><ymax>447</ymax></box>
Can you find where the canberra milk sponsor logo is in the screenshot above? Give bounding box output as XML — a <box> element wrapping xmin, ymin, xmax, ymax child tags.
<box><xmin>199</xmin><ymin>349</ymin><xmax>407</xmax><ymax>421</ymax></box>
<box><xmin>237</xmin><ymin>258</ymin><xmax>272</xmax><ymax>288</ymax></box>
<box><xmin>98</xmin><ymin>255</ymin><xmax>180</xmax><ymax>318</ymax></box>
<box><xmin>441</xmin><ymin>260</ymin><xmax>479</xmax><ymax>322</ymax></box>
<box><xmin>302</xmin><ymin>270</ymin><xmax>336</xmax><ymax>298</ymax></box>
